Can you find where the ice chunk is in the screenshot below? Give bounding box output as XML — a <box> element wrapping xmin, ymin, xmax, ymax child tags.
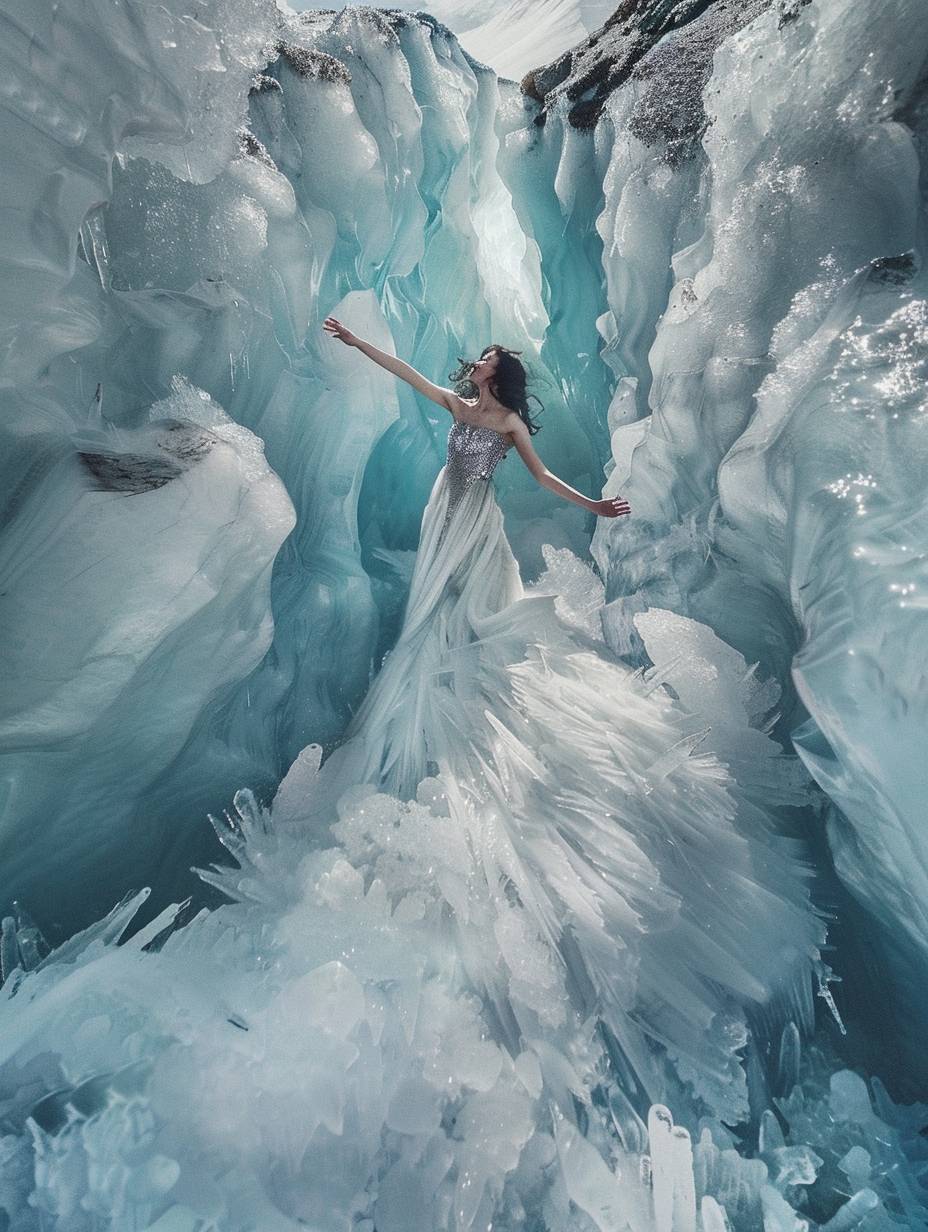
<box><xmin>0</xmin><ymin>381</ymin><xmax>294</xmax><ymax>928</ymax></box>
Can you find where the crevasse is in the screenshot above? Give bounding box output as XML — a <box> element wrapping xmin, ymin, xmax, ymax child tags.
<box><xmin>0</xmin><ymin>0</ymin><xmax>926</xmax><ymax>1229</ymax></box>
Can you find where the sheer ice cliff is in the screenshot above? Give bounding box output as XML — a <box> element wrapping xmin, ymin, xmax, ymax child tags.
<box><xmin>0</xmin><ymin>0</ymin><xmax>927</xmax><ymax>1228</ymax></box>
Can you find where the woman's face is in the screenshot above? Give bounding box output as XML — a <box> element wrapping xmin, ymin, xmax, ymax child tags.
<box><xmin>472</xmin><ymin>349</ymin><xmax>500</xmax><ymax>386</ymax></box>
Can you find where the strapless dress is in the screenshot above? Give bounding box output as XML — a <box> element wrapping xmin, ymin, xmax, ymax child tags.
<box><xmin>441</xmin><ymin>417</ymin><xmax>510</xmax><ymax>537</ymax></box>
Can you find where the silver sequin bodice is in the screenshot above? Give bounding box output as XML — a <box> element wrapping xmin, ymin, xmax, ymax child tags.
<box><xmin>443</xmin><ymin>419</ymin><xmax>509</xmax><ymax>526</ymax></box>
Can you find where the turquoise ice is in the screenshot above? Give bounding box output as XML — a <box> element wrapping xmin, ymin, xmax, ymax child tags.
<box><xmin>0</xmin><ymin>0</ymin><xmax>926</xmax><ymax>1228</ymax></box>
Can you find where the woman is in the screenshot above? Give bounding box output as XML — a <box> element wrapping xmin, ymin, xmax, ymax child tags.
<box><xmin>322</xmin><ymin>315</ymin><xmax>630</xmax><ymax>795</ymax></box>
<box><xmin>296</xmin><ymin>317</ymin><xmax>824</xmax><ymax>1117</ymax></box>
<box><xmin>323</xmin><ymin>315</ymin><xmax>630</xmax><ymax>528</ymax></box>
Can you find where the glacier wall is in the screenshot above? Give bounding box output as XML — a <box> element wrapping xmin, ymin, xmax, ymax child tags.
<box><xmin>579</xmin><ymin>0</ymin><xmax>928</xmax><ymax>1088</ymax></box>
<box><xmin>0</xmin><ymin>0</ymin><xmax>604</xmax><ymax>932</ymax></box>
<box><xmin>0</xmin><ymin>0</ymin><xmax>927</xmax><ymax>1228</ymax></box>
<box><xmin>0</xmin><ymin>0</ymin><xmax>299</xmax><ymax>932</ymax></box>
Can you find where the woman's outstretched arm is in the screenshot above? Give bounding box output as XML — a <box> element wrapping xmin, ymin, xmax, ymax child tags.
<box><xmin>508</xmin><ymin>417</ymin><xmax>631</xmax><ymax>519</ymax></box>
<box><xmin>323</xmin><ymin>316</ymin><xmax>457</xmax><ymax>413</ymax></box>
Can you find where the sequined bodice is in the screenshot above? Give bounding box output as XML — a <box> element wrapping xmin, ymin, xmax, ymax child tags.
<box><xmin>447</xmin><ymin>418</ymin><xmax>508</xmax><ymax>488</ymax></box>
<box><xmin>440</xmin><ymin>418</ymin><xmax>510</xmax><ymax>536</ymax></box>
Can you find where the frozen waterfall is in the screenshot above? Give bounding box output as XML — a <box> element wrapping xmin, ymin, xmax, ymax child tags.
<box><xmin>0</xmin><ymin>0</ymin><xmax>926</xmax><ymax>1229</ymax></box>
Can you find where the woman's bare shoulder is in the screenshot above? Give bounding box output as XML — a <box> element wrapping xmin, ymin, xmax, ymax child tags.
<box><xmin>447</xmin><ymin>392</ymin><xmax>477</xmax><ymax>417</ymax></box>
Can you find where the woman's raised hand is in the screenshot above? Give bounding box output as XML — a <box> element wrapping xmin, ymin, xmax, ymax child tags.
<box><xmin>592</xmin><ymin>496</ymin><xmax>631</xmax><ymax>518</ymax></box>
<box><xmin>323</xmin><ymin>316</ymin><xmax>360</xmax><ymax>347</ymax></box>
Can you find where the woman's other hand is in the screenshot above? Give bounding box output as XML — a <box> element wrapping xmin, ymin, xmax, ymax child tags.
<box><xmin>323</xmin><ymin>316</ymin><xmax>359</xmax><ymax>347</ymax></box>
<box><xmin>592</xmin><ymin>496</ymin><xmax>631</xmax><ymax>518</ymax></box>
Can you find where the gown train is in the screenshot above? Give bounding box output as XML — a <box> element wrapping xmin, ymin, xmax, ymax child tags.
<box><xmin>274</xmin><ymin>424</ymin><xmax>826</xmax><ymax>1124</ymax></box>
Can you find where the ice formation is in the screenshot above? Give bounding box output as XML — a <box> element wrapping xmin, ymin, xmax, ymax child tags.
<box><xmin>0</xmin><ymin>0</ymin><xmax>926</xmax><ymax>1228</ymax></box>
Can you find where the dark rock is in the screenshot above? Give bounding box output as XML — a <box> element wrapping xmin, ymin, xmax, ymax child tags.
<box><xmin>777</xmin><ymin>0</ymin><xmax>811</xmax><ymax>27</ymax></box>
<box><xmin>522</xmin><ymin>0</ymin><xmax>774</xmax><ymax>141</ymax></box>
<box><xmin>79</xmin><ymin>452</ymin><xmax>184</xmax><ymax>494</ymax></box>
<box><xmin>329</xmin><ymin>6</ymin><xmax>403</xmax><ymax>46</ymax></box>
<box><xmin>249</xmin><ymin>73</ymin><xmax>282</xmax><ymax>96</ymax></box>
<box><xmin>526</xmin><ymin>50</ymin><xmax>574</xmax><ymax>100</ymax></box>
<box><xmin>411</xmin><ymin>10</ymin><xmax>459</xmax><ymax>41</ymax></box>
<box><xmin>274</xmin><ymin>40</ymin><xmax>352</xmax><ymax>86</ymax></box>
<box><xmin>520</xmin><ymin>69</ymin><xmax>545</xmax><ymax>104</ymax></box>
<box><xmin>238</xmin><ymin>128</ymin><xmax>275</xmax><ymax>170</ymax></box>
<box><xmin>867</xmin><ymin>251</ymin><xmax>920</xmax><ymax>287</ymax></box>
<box><xmin>628</xmin><ymin>0</ymin><xmax>769</xmax><ymax>164</ymax></box>
<box><xmin>79</xmin><ymin>422</ymin><xmax>214</xmax><ymax>495</ymax></box>
<box><xmin>381</xmin><ymin>8</ymin><xmax>412</xmax><ymax>32</ymax></box>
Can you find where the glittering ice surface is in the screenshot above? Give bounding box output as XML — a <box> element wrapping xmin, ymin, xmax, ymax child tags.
<box><xmin>589</xmin><ymin>0</ymin><xmax>928</xmax><ymax>1090</ymax></box>
<box><xmin>0</xmin><ymin>0</ymin><xmax>927</xmax><ymax>1228</ymax></box>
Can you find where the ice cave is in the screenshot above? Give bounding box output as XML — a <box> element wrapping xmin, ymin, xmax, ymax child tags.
<box><xmin>0</xmin><ymin>0</ymin><xmax>926</xmax><ymax>1227</ymax></box>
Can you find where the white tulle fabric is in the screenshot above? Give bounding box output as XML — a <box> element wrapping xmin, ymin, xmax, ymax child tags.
<box><xmin>335</xmin><ymin>463</ymin><xmax>521</xmax><ymax>794</ymax></box>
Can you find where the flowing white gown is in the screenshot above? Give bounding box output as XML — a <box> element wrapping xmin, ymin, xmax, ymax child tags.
<box><xmin>287</xmin><ymin>414</ymin><xmax>826</xmax><ymax>1121</ymax></box>
<box><xmin>327</xmin><ymin>417</ymin><xmax>523</xmax><ymax>795</ymax></box>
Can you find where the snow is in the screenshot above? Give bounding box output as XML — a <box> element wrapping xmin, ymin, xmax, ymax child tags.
<box><xmin>426</xmin><ymin>0</ymin><xmax>617</xmax><ymax>83</ymax></box>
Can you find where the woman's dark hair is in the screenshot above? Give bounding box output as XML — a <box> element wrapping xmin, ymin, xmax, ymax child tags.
<box><xmin>449</xmin><ymin>344</ymin><xmax>543</xmax><ymax>434</ymax></box>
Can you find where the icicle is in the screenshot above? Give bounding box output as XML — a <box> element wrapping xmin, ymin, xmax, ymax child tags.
<box><xmin>700</xmin><ymin>1196</ymin><xmax>733</xmax><ymax>1232</ymax></box>
<box><xmin>776</xmin><ymin>1021</ymin><xmax>801</xmax><ymax>1094</ymax></box>
<box><xmin>0</xmin><ymin>917</ymin><xmax>20</xmax><ymax>986</ymax></box>
<box><xmin>815</xmin><ymin>962</ymin><xmax>847</xmax><ymax>1035</ymax></box>
<box><xmin>648</xmin><ymin>1105</ymin><xmax>676</xmax><ymax>1232</ymax></box>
